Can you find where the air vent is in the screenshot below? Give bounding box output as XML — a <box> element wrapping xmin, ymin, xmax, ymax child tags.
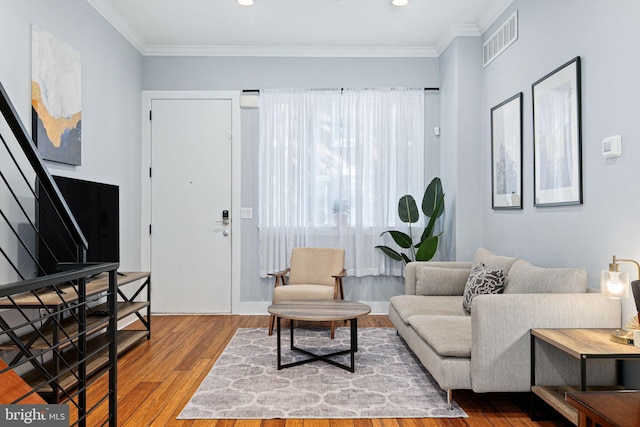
<box><xmin>483</xmin><ymin>10</ymin><xmax>518</xmax><ymax>68</ymax></box>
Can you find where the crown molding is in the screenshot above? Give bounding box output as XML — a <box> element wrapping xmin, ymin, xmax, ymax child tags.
<box><xmin>434</xmin><ymin>0</ymin><xmax>514</xmax><ymax>55</ymax></box>
<box><xmin>436</xmin><ymin>24</ymin><xmax>481</xmax><ymax>54</ymax></box>
<box><xmin>88</xmin><ymin>0</ymin><xmax>507</xmax><ymax>59</ymax></box>
<box><xmin>87</xmin><ymin>0</ymin><xmax>146</xmax><ymax>54</ymax></box>
<box><xmin>477</xmin><ymin>0</ymin><xmax>515</xmax><ymax>33</ymax></box>
<box><xmin>142</xmin><ymin>44</ymin><xmax>438</xmax><ymax>58</ymax></box>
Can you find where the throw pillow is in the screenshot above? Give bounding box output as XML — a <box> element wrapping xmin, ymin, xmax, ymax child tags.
<box><xmin>462</xmin><ymin>264</ymin><xmax>506</xmax><ymax>314</ymax></box>
<box><xmin>415</xmin><ymin>266</ymin><xmax>471</xmax><ymax>296</ymax></box>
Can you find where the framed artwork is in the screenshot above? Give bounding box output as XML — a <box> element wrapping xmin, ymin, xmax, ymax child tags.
<box><xmin>491</xmin><ymin>92</ymin><xmax>523</xmax><ymax>209</ymax></box>
<box><xmin>532</xmin><ymin>56</ymin><xmax>582</xmax><ymax>206</ymax></box>
<box><xmin>32</xmin><ymin>26</ymin><xmax>82</xmax><ymax>165</ymax></box>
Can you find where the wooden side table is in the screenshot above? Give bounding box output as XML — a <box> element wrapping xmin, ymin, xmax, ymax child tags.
<box><xmin>530</xmin><ymin>328</ymin><xmax>640</xmax><ymax>425</ymax></box>
<box><xmin>566</xmin><ymin>390</ymin><xmax>640</xmax><ymax>427</ymax></box>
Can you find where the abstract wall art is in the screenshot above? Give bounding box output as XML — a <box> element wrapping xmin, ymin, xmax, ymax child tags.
<box><xmin>31</xmin><ymin>26</ymin><xmax>82</xmax><ymax>165</ymax></box>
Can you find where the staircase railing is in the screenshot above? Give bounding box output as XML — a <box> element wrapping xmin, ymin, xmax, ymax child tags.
<box><xmin>0</xmin><ymin>81</ymin><xmax>117</xmax><ymax>427</ymax></box>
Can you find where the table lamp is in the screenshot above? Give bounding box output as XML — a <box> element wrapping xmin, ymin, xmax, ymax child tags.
<box><xmin>602</xmin><ymin>256</ymin><xmax>640</xmax><ymax>344</ymax></box>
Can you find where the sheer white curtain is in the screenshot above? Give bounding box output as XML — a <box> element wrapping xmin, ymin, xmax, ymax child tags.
<box><xmin>258</xmin><ymin>88</ymin><xmax>424</xmax><ymax>277</ymax></box>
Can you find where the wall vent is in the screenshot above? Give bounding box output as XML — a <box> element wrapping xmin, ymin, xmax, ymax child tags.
<box><xmin>483</xmin><ymin>10</ymin><xmax>518</xmax><ymax>68</ymax></box>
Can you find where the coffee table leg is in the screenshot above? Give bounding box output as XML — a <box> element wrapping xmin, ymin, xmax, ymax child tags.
<box><xmin>350</xmin><ymin>318</ymin><xmax>357</xmax><ymax>373</ymax></box>
<box><xmin>353</xmin><ymin>318</ymin><xmax>358</xmax><ymax>352</ymax></box>
<box><xmin>276</xmin><ymin>316</ymin><xmax>282</xmax><ymax>370</ymax></box>
<box><xmin>290</xmin><ymin>317</ymin><xmax>294</xmax><ymax>350</ymax></box>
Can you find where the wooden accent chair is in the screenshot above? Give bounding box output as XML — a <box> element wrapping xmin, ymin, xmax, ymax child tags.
<box><xmin>268</xmin><ymin>247</ymin><xmax>347</xmax><ymax>338</ymax></box>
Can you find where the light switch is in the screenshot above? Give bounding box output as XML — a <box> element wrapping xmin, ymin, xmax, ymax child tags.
<box><xmin>241</xmin><ymin>207</ymin><xmax>253</xmax><ymax>219</ymax></box>
<box><xmin>602</xmin><ymin>135</ymin><xmax>621</xmax><ymax>158</ymax></box>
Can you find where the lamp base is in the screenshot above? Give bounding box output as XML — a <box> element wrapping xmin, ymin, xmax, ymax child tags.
<box><xmin>609</xmin><ymin>329</ymin><xmax>634</xmax><ymax>345</ymax></box>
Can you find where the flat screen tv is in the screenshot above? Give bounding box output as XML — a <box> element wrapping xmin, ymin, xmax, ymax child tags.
<box><xmin>37</xmin><ymin>176</ymin><xmax>119</xmax><ymax>276</ymax></box>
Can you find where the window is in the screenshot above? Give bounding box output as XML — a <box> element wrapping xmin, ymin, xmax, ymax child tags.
<box><xmin>258</xmin><ymin>88</ymin><xmax>425</xmax><ymax>277</ymax></box>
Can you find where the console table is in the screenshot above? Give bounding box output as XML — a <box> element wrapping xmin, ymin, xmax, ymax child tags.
<box><xmin>530</xmin><ymin>328</ymin><xmax>640</xmax><ymax>425</ymax></box>
<box><xmin>566</xmin><ymin>390</ymin><xmax>640</xmax><ymax>427</ymax></box>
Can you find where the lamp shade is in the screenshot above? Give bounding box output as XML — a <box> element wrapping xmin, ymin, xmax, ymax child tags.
<box><xmin>601</xmin><ymin>269</ymin><xmax>630</xmax><ymax>298</ymax></box>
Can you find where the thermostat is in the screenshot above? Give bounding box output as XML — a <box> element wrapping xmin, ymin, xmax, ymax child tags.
<box><xmin>602</xmin><ymin>135</ymin><xmax>621</xmax><ymax>158</ymax></box>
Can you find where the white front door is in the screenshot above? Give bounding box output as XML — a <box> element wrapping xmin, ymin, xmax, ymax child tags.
<box><xmin>150</xmin><ymin>98</ymin><xmax>232</xmax><ymax>313</ymax></box>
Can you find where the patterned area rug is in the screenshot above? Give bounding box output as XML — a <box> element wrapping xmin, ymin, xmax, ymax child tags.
<box><xmin>178</xmin><ymin>327</ymin><xmax>467</xmax><ymax>419</ymax></box>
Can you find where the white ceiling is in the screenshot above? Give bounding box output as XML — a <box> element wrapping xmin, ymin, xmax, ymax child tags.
<box><xmin>88</xmin><ymin>0</ymin><xmax>513</xmax><ymax>57</ymax></box>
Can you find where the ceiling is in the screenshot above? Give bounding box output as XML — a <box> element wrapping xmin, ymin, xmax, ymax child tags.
<box><xmin>88</xmin><ymin>0</ymin><xmax>513</xmax><ymax>57</ymax></box>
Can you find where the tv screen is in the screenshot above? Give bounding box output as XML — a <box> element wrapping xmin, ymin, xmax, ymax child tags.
<box><xmin>37</xmin><ymin>176</ymin><xmax>119</xmax><ymax>275</ymax></box>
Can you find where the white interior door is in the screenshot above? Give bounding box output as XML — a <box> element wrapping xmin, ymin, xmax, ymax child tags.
<box><xmin>150</xmin><ymin>98</ymin><xmax>232</xmax><ymax>313</ymax></box>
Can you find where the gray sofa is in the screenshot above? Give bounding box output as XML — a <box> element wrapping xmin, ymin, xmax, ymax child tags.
<box><xmin>388</xmin><ymin>248</ymin><xmax>622</xmax><ymax>408</ymax></box>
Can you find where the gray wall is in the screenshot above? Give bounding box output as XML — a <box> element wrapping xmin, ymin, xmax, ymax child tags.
<box><xmin>1</xmin><ymin>0</ymin><xmax>144</xmax><ymax>276</ymax></box>
<box><xmin>144</xmin><ymin>56</ymin><xmax>441</xmax><ymax>307</ymax></box>
<box><xmin>479</xmin><ymin>0</ymin><xmax>640</xmax><ymax>387</ymax></box>
<box><xmin>438</xmin><ymin>37</ymin><xmax>484</xmax><ymax>262</ymax></box>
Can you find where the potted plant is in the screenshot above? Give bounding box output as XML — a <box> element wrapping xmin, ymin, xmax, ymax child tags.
<box><xmin>376</xmin><ymin>177</ymin><xmax>444</xmax><ymax>264</ymax></box>
<box><xmin>332</xmin><ymin>199</ymin><xmax>350</xmax><ymax>226</ymax></box>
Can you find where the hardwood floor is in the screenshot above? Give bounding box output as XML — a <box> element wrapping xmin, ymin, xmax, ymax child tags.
<box><xmin>74</xmin><ymin>315</ymin><xmax>571</xmax><ymax>426</ymax></box>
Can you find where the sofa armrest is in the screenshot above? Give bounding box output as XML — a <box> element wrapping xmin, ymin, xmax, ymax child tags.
<box><xmin>471</xmin><ymin>293</ymin><xmax>621</xmax><ymax>393</ymax></box>
<box><xmin>405</xmin><ymin>261</ymin><xmax>472</xmax><ymax>295</ymax></box>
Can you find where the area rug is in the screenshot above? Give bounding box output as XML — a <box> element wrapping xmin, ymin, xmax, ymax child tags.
<box><xmin>178</xmin><ymin>327</ymin><xmax>467</xmax><ymax>419</ymax></box>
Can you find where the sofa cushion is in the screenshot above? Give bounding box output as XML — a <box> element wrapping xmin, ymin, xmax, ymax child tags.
<box><xmin>503</xmin><ymin>259</ymin><xmax>587</xmax><ymax>294</ymax></box>
<box><xmin>415</xmin><ymin>266</ymin><xmax>470</xmax><ymax>296</ymax></box>
<box><xmin>462</xmin><ymin>264</ymin><xmax>507</xmax><ymax>313</ymax></box>
<box><xmin>389</xmin><ymin>295</ymin><xmax>467</xmax><ymax>324</ymax></box>
<box><xmin>472</xmin><ymin>247</ymin><xmax>518</xmax><ymax>274</ymax></box>
<box><xmin>408</xmin><ymin>315</ymin><xmax>471</xmax><ymax>357</ymax></box>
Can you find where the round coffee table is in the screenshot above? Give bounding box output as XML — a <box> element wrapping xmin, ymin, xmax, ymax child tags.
<box><xmin>267</xmin><ymin>300</ymin><xmax>371</xmax><ymax>372</ymax></box>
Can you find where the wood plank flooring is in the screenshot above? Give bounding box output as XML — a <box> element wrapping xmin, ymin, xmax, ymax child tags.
<box><xmin>70</xmin><ymin>315</ymin><xmax>571</xmax><ymax>426</ymax></box>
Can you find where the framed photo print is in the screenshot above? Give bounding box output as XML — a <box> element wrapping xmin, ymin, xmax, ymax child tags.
<box><xmin>491</xmin><ymin>92</ymin><xmax>523</xmax><ymax>209</ymax></box>
<box><xmin>532</xmin><ymin>56</ymin><xmax>582</xmax><ymax>206</ymax></box>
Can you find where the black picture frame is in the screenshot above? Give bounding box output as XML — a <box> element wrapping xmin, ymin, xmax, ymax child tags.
<box><xmin>491</xmin><ymin>92</ymin><xmax>523</xmax><ymax>210</ymax></box>
<box><xmin>532</xmin><ymin>56</ymin><xmax>582</xmax><ymax>206</ymax></box>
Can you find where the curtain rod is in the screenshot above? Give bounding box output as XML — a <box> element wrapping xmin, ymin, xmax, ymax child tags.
<box><xmin>242</xmin><ymin>88</ymin><xmax>439</xmax><ymax>93</ymax></box>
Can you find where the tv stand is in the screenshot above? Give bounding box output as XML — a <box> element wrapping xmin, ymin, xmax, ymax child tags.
<box><xmin>0</xmin><ymin>271</ymin><xmax>151</xmax><ymax>403</ymax></box>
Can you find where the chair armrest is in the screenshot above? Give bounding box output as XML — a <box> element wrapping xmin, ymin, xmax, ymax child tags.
<box><xmin>470</xmin><ymin>293</ymin><xmax>621</xmax><ymax>392</ymax></box>
<box><xmin>268</xmin><ymin>268</ymin><xmax>290</xmax><ymax>287</ymax></box>
<box><xmin>268</xmin><ymin>268</ymin><xmax>290</xmax><ymax>277</ymax></box>
<box><xmin>332</xmin><ymin>269</ymin><xmax>347</xmax><ymax>279</ymax></box>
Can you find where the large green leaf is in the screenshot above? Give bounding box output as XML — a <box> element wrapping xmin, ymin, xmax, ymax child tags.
<box><xmin>398</xmin><ymin>195</ymin><xmax>419</xmax><ymax>223</ymax></box>
<box><xmin>422</xmin><ymin>177</ymin><xmax>444</xmax><ymax>218</ymax></box>
<box><xmin>421</xmin><ymin>194</ymin><xmax>444</xmax><ymax>242</ymax></box>
<box><xmin>415</xmin><ymin>235</ymin><xmax>439</xmax><ymax>261</ymax></box>
<box><xmin>375</xmin><ymin>245</ymin><xmax>405</xmax><ymax>261</ymax></box>
<box><xmin>380</xmin><ymin>230</ymin><xmax>413</xmax><ymax>249</ymax></box>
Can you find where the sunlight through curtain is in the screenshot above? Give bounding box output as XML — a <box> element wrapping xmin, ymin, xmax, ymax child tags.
<box><xmin>258</xmin><ymin>88</ymin><xmax>424</xmax><ymax>277</ymax></box>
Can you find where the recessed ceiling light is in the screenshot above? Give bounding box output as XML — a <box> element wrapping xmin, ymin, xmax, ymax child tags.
<box><xmin>238</xmin><ymin>0</ymin><xmax>254</xmax><ymax>6</ymax></box>
<box><xmin>392</xmin><ymin>0</ymin><xmax>409</xmax><ymax>6</ymax></box>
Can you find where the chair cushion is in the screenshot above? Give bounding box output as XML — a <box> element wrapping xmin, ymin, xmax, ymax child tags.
<box><xmin>462</xmin><ymin>264</ymin><xmax>507</xmax><ymax>314</ymax></box>
<box><xmin>415</xmin><ymin>266</ymin><xmax>469</xmax><ymax>296</ymax></box>
<box><xmin>408</xmin><ymin>315</ymin><xmax>472</xmax><ymax>357</ymax></box>
<box><xmin>273</xmin><ymin>284</ymin><xmax>335</xmax><ymax>303</ymax></box>
<box><xmin>504</xmin><ymin>259</ymin><xmax>587</xmax><ymax>294</ymax></box>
